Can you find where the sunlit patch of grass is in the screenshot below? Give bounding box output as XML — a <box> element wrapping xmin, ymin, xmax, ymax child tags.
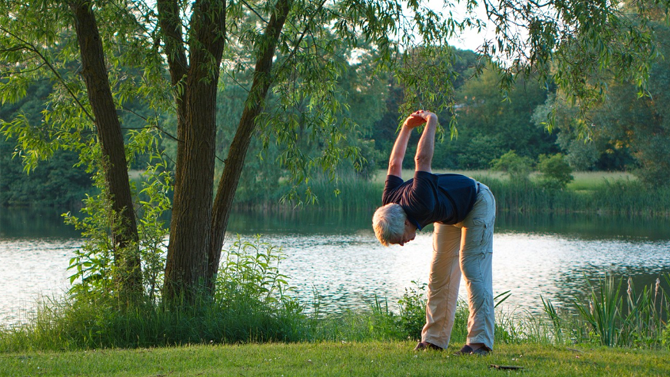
<box><xmin>127</xmin><ymin>169</ymin><xmax>145</xmax><ymax>180</ymax></box>
<box><xmin>567</xmin><ymin>171</ymin><xmax>637</xmax><ymax>191</ymax></box>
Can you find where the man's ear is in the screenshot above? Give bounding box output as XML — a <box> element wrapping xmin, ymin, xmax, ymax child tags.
<box><xmin>404</xmin><ymin>219</ymin><xmax>411</xmax><ymax>226</ymax></box>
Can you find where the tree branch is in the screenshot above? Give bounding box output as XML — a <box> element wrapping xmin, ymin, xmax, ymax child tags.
<box><xmin>275</xmin><ymin>0</ymin><xmax>328</xmax><ymax>73</ymax></box>
<box><xmin>156</xmin><ymin>0</ymin><xmax>189</xmax><ymax>85</ymax></box>
<box><xmin>120</xmin><ymin>105</ymin><xmax>228</xmax><ymax>165</ymax></box>
<box><xmin>239</xmin><ymin>0</ymin><xmax>268</xmax><ymax>24</ymax></box>
<box><xmin>0</xmin><ymin>26</ymin><xmax>95</xmax><ymax>123</ymax></box>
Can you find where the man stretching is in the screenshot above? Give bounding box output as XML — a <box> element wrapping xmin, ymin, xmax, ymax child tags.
<box><xmin>372</xmin><ymin>110</ymin><xmax>496</xmax><ymax>355</ymax></box>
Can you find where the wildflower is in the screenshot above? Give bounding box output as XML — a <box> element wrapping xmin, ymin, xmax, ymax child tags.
<box><xmin>627</xmin><ymin>277</ymin><xmax>633</xmax><ymax>301</ymax></box>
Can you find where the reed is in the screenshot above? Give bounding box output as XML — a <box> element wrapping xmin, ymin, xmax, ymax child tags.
<box><xmin>306</xmin><ymin>175</ymin><xmax>383</xmax><ymax>211</ymax></box>
<box><xmin>620</xmin><ymin>277</ymin><xmax>667</xmax><ymax>347</ymax></box>
<box><xmin>572</xmin><ymin>275</ymin><xmax>624</xmax><ymax>347</ymax></box>
<box><xmin>545</xmin><ymin>273</ymin><xmax>670</xmax><ymax>349</ymax></box>
<box><xmin>479</xmin><ymin>172</ymin><xmax>669</xmax><ymax>216</ymax></box>
<box><xmin>233</xmin><ymin>171</ymin><xmax>670</xmax><ymax>216</ymax></box>
<box><xmin>541</xmin><ymin>295</ymin><xmax>564</xmax><ymax>344</ymax></box>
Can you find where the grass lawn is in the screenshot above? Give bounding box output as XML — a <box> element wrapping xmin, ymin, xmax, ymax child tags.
<box><xmin>2</xmin><ymin>341</ymin><xmax>668</xmax><ymax>376</ymax></box>
<box><xmin>566</xmin><ymin>171</ymin><xmax>636</xmax><ymax>190</ymax></box>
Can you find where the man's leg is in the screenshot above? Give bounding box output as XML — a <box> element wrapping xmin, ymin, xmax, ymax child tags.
<box><xmin>460</xmin><ymin>183</ymin><xmax>496</xmax><ymax>351</ymax></box>
<box><xmin>420</xmin><ymin>222</ymin><xmax>461</xmax><ymax>349</ymax></box>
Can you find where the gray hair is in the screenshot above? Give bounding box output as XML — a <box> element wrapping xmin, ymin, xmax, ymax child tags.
<box><xmin>372</xmin><ymin>203</ymin><xmax>406</xmax><ymax>246</ymax></box>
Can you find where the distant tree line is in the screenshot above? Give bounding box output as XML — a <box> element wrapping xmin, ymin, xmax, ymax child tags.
<box><xmin>0</xmin><ymin>79</ymin><xmax>157</xmax><ymax>208</ymax></box>
<box><xmin>0</xmin><ymin>80</ymin><xmax>90</xmax><ymax>207</ymax></box>
<box><xmin>3</xmin><ymin>35</ymin><xmax>670</xmax><ymax>209</ymax></box>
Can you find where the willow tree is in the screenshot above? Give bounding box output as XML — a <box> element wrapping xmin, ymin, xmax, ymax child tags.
<box><xmin>152</xmin><ymin>0</ymin><xmax>472</xmax><ymax>300</ymax></box>
<box><xmin>0</xmin><ymin>1</ymin><xmax>163</xmax><ymax>301</ymax></box>
<box><xmin>1</xmin><ymin>0</ymin><xmax>666</xmax><ymax>302</ymax></box>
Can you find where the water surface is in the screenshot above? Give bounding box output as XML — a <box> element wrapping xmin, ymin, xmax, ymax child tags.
<box><xmin>1</xmin><ymin>208</ymin><xmax>669</xmax><ymax>325</ymax></box>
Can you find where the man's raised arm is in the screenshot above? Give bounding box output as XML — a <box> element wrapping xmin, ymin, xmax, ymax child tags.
<box><xmin>387</xmin><ymin>111</ymin><xmax>426</xmax><ymax>177</ymax></box>
<box><xmin>413</xmin><ymin>110</ymin><xmax>438</xmax><ymax>173</ymax></box>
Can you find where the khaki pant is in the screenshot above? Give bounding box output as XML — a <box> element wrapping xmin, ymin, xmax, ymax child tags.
<box><xmin>421</xmin><ymin>183</ymin><xmax>496</xmax><ymax>350</ymax></box>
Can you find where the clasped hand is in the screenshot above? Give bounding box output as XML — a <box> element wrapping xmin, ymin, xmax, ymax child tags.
<box><xmin>403</xmin><ymin>110</ymin><xmax>437</xmax><ymax>129</ymax></box>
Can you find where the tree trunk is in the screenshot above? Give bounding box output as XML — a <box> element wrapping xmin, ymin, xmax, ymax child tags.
<box><xmin>161</xmin><ymin>0</ymin><xmax>227</xmax><ymax>301</ymax></box>
<box><xmin>70</xmin><ymin>0</ymin><xmax>142</xmax><ymax>300</ymax></box>
<box><xmin>207</xmin><ymin>0</ymin><xmax>292</xmax><ymax>292</ymax></box>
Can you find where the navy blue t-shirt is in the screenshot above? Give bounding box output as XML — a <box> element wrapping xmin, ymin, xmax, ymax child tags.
<box><xmin>382</xmin><ymin>171</ymin><xmax>478</xmax><ymax>229</ymax></box>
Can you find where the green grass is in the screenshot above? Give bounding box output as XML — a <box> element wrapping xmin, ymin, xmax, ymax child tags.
<box><xmin>2</xmin><ymin>341</ymin><xmax>669</xmax><ymax>376</ymax></box>
<box><xmin>567</xmin><ymin>171</ymin><xmax>637</xmax><ymax>191</ymax></box>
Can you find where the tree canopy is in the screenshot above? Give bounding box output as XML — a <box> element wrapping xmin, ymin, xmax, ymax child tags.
<box><xmin>1</xmin><ymin>0</ymin><xmax>668</xmax><ymax>302</ymax></box>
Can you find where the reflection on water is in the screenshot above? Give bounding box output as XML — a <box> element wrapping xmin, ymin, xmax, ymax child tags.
<box><xmin>0</xmin><ymin>209</ymin><xmax>81</xmax><ymax>239</ymax></box>
<box><xmin>498</xmin><ymin>212</ymin><xmax>670</xmax><ymax>241</ymax></box>
<box><xmin>0</xmin><ymin>238</ymin><xmax>80</xmax><ymax>325</ymax></box>
<box><xmin>1</xmin><ymin>208</ymin><xmax>670</xmax><ymax>325</ymax></box>
<box><xmin>226</xmin><ymin>229</ymin><xmax>670</xmax><ymax>317</ymax></box>
<box><xmin>228</xmin><ymin>209</ymin><xmax>670</xmax><ymax>241</ymax></box>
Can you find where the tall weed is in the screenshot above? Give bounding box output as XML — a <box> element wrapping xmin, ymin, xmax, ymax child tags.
<box><xmin>573</xmin><ymin>275</ymin><xmax>623</xmax><ymax>347</ymax></box>
<box><xmin>569</xmin><ymin>274</ymin><xmax>670</xmax><ymax>348</ymax></box>
<box><xmin>541</xmin><ymin>295</ymin><xmax>564</xmax><ymax>343</ymax></box>
<box><xmin>310</xmin><ymin>281</ymin><xmax>471</xmax><ymax>344</ymax></box>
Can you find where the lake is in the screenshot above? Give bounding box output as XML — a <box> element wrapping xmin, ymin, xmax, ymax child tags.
<box><xmin>1</xmin><ymin>208</ymin><xmax>670</xmax><ymax>326</ymax></box>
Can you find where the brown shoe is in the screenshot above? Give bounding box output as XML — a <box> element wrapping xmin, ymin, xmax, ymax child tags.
<box><xmin>454</xmin><ymin>344</ymin><xmax>491</xmax><ymax>356</ymax></box>
<box><xmin>414</xmin><ymin>341</ymin><xmax>443</xmax><ymax>351</ymax></box>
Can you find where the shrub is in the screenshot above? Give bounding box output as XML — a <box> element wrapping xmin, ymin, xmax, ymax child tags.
<box><xmin>216</xmin><ymin>235</ymin><xmax>301</xmax><ymax>316</ymax></box>
<box><xmin>537</xmin><ymin>153</ymin><xmax>574</xmax><ymax>190</ymax></box>
<box><xmin>397</xmin><ymin>281</ymin><xmax>428</xmax><ymax>340</ymax></box>
<box><xmin>490</xmin><ymin>150</ymin><xmax>533</xmax><ymax>181</ymax></box>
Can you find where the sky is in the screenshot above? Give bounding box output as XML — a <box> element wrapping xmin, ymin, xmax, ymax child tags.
<box><xmin>142</xmin><ymin>0</ymin><xmax>498</xmax><ymax>54</ymax></box>
<box><xmin>426</xmin><ymin>0</ymin><xmax>493</xmax><ymax>52</ymax></box>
